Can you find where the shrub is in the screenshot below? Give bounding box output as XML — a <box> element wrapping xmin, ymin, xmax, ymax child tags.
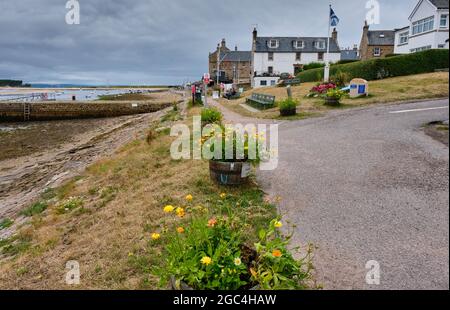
<box><xmin>201</xmin><ymin>107</ymin><xmax>222</xmax><ymax>125</ymax></box>
<box><xmin>335</xmin><ymin>59</ymin><xmax>359</xmax><ymax>65</ymax></box>
<box><xmin>325</xmin><ymin>88</ymin><xmax>346</xmax><ymax>100</ymax></box>
<box><xmin>303</xmin><ymin>62</ymin><xmax>326</xmax><ymax>71</ymax></box>
<box><xmin>21</xmin><ymin>202</ymin><xmax>48</xmax><ymax>217</ymax></box>
<box><xmin>279</xmin><ymin>98</ymin><xmax>298</xmax><ymax>112</ymax></box>
<box><xmin>297</xmin><ymin>49</ymin><xmax>450</xmax><ymax>82</ymax></box>
<box><xmin>188</xmin><ymin>99</ymin><xmax>203</xmax><ymax>108</ymax></box>
<box><xmin>331</xmin><ymin>71</ymin><xmax>350</xmax><ymax>87</ymax></box>
<box><xmin>307</xmin><ymin>83</ymin><xmax>336</xmax><ymax>97</ymax></box>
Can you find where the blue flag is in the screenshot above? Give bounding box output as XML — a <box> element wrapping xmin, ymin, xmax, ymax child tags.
<box><xmin>330</xmin><ymin>7</ymin><xmax>340</xmax><ymax>26</ymax></box>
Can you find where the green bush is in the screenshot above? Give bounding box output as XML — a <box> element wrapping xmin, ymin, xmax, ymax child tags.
<box><xmin>297</xmin><ymin>49</ymin><xmax>450</xmax><ymax>82</ymax></box>
<box><xmin>331</xmin><ymin>71</ymin><xmax>350</xmax><ymax>87</ymax></box>
<box><xmin>201</xmin><ymin>107</ymin><xmax>222</xmax><ymax>125</ymax></box>
<box><xmin>20</xmin><ymin>202</ymin><xmax>48</xmax><ymax>217</ymax></box>
<box><xmin>302</xmin><ymin>62</ymin><xmax>325</xmax><ymax>71</ymax></box>
<box><xmin>335</xmin><ymin>59</ymin><xmax>359</xmax><ymax>65</ymax></box>
<box><xmin>279</xmin><ymin>98</ymin><xmax>298</xmax><ymax>112</ymax></box>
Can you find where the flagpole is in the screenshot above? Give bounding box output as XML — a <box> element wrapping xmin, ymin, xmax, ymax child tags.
<box><xmin>324</xmin><ymin>4</ymin><xmax>331</xmax><ymax>83</ymax></box>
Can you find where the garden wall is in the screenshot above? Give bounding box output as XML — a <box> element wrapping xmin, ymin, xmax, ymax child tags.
<box><xmin>297</xmin><ymin>49</ymin><xmax>450</xmax><ymax>82</ymax></box>
<box><xmin>0</xmin><ymin>101</ymin><xmax>176</xmax><ymax>122</ymax></box>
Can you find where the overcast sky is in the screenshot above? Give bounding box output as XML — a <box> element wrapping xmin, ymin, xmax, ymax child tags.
<box><xmin>0</xmin><ymin>0</ymin><xmax>417</xmax><ymax>85</ymax></box>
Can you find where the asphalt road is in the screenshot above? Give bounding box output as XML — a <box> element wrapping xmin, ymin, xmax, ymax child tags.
<box><xmin>212</xmin><ymin>98</ymin><xmax>449</xmax><ymax>290</ymax></box>
<box><xmin>259</xmin><ymin>99</ymin><xmax>450</xmax><ymax>290</ymax></box>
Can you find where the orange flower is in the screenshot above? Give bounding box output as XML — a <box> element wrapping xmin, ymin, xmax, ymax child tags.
<box><xmin>176</xmin><ymin>207</ymin><xmax>185</xmax><ymax>218</ymax></box>
<box><xmin>207</xmin><ymin>218</ymin><xmax>218</xmax><ymax>228</ymax></box>
<box><xmin>185</xmin><ymin>194</ymin><xmax>193</xmax><ymax>202</ymax></box>
<box><xmin>177</xmin><ymin>227</ymin><xmax>185</xmax><ymax>234</ymax></box>
<box><xmin>272</xmin><ymin>250</ymin><xmax>282</xmax><ymax>258</ymax></box>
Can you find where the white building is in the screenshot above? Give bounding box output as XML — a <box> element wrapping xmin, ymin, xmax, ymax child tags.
<box><xmin>251</xmin><ymin>28</ymin><xmax>341</xmax><ymax>88</ymax></box>
<box><xmin>394</xmin><ymin>0</ymin><xmax>449</xmax><ymax>54</ymax></box>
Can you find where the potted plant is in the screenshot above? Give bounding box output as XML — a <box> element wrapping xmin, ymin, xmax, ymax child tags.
<box><xmin>279</xmin><ymin>98</ymin><xmax>298</xmax><ymax>116</ymax></box>
<box><xmin>324</xmin><ymin>88</ymin><xmax>345</xmax><ymax>106</ymax></box>
<box><xmin>201</xmin><ymin>107</ymin><xmax>223</xmax><ymax>128</ymax></box>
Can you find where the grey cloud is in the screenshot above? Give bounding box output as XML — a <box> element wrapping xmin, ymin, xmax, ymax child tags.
<box><xmin>0</xmin><ymin>0</ymin><xmax>417</xmax><ymax>85</ymax></box>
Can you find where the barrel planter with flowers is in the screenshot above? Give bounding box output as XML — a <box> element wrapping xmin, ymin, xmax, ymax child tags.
<box><xmin>324</xmin><ymin>88</ymin><xmax>345</xmax><ymax>106</ymax></box>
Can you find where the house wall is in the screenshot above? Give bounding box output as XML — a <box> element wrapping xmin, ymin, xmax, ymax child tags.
<box><xmin>397</xmin><ymin>0</ymin><xmax>449</xmax><ymax>53</ymax></box>
<box><xmin>253</xmin><ymin>77</ymin><xmax>281</xmax><ymax>89</ymax></box>
<box><xmin>209</xmin><ymin>52</ymin><xmax>252</xmax><ymax>84</ymax></box>
<box><xmin>394</xmin><ymin>29</ymin><xmax>411</xmax><ymax>54</ymax></box>
<box><xmin>253</xmin><ymin>52</ymin><xmax>341</xmax><ymax>75</ymax></box>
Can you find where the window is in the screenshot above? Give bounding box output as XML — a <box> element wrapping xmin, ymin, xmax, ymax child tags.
<box><xmin>268</xmin><ymin>39</ymin><xmax>279</xmax><ymax>48</ymax></box>
<box><xmin>294</xmin><ymin>40</ymin><xmax>304</xmax><ymax>49</ymax></box>
<box><xmin>410</xmin><ymin>45</ymin><xmax>432</xmax><ymax>53</ymax></box>
<box><xmin>399</xmin><ymin>31</ymin><xmax>409</xmax><ymax>45</ymax></box>
<box><xmin>315</xmin><ymin>40</ymin><xmax>326</xmax><ymax>49</ymax></box>
<box><xmin>260</xmin><ymin>80</ymin><xmax>267</xmax><ymax>86</ymax></box>
<box><xmin>373</xmin><ymin>47</ymin><xmax>381</xmax><ymax>56</ymax></box>
<box><xmin>270</xmin><ymin>80</ymin><xmax>277</xmax><ymax>86</ymax></box>
<box><xmin>318</xmin><ymin>52</ymin><xmax>324</xmax><ymax>61</ymax></box>
<box><xmin>440</xmin><ymin>14</ymin><xmax>448</xmax><ymax>28</ymax></box>
<box><xmin>268</xmin><ymin>52</ymin><xmax>274</xmax><ymax>61</ymax></box>
<box><xmin>268</xmin><ymin>66</ymin><xmax>274</xmax><ymax>74</ymax></box>
<box><xmin>412</xmin><ymin>16</ymin><xmax>434</xmax><ymax>35</ymax></box>
<box><xmin>295</xmin><ymin>52</ymin><xmax>302</xmax><ymax>61</ymax></box>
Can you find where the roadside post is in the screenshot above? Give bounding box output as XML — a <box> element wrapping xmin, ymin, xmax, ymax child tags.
<box><xmin>203</xmin><ymin>73</ymin><xmax>210</xmax><ymax>107</ymax></box>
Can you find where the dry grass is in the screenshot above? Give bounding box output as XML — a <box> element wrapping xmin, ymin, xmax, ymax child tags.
<box><xmin>0</xmin><ymin>107</ymin><xmax>275</xmax><ymax>289</ymax></box>
<box><xmin>221</xmin><ymin>72</ymin><xmax>449</xmax><ymax>119</ymax></box>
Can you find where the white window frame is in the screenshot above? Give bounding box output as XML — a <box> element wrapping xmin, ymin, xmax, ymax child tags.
<box><xmin>399</xmin><ymin>31</ymin><xmax>409</xmax><ymax>45</ymax></box>
<box><xmin>315</xmin><ymin>40</ymin><xmax>326</xmax><ymax>49</ymax></box>
<box><xmin>412</xmin><ymin>16</ymin><xmax>435</xmax><ymax>35</ymax></box>
<box><xmin>440</xmin><ymin>14</ymin><xmax>448</xmax><ymax>28</ymax></box>
<box><xmin>295</xmin><ymin>52</ymin><xmax>302</xmax><ymax>61</ymax></box>
<box><xmin>410</xmin><ymin>45</ymin><xmax>432</xmax><ymax>53</ymax></box>
<box><xmin>268</xmin><ymin>39</ymin><xmax>279</xmax><ymax>49</ymax></box>
<box><xmin>373</xmin><ymin>47</ymin><xmax>381</xmax><ymax>57</ymax></box>
<box><xmin>268</xmin><ymin>52</ymin><xmax>274</xmax><ymax>61</ymax></box>
<box><xmin>294</xmin><ymin>40</ymin><xmax>304</xmax><ymax>49</ymax></box>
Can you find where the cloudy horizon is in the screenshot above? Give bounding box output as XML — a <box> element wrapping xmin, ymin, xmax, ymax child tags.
<box><xmin>0</xmin><ymin>0</ymin><xmax>417</xmax><ymax>85</ymax></box>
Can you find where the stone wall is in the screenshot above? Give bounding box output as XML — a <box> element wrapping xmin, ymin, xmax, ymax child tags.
<box><xmin>0</xmin><ymin>101</ymin><xmax>176</xmax><ymax>122</ymax></box>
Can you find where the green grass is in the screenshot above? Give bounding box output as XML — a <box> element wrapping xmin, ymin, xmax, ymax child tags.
<box><xmin>20</xmin><ymin>202</ymin><xmax>48</xmax><ymax>217</ymax></box>
<box><xmin>0</xmin><ymin>218</ymin><xmax>14</xmax><ymax>230</ymax></box>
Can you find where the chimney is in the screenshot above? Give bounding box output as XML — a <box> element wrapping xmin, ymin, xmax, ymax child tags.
<box><xmin>221</xmin><ymin>38</ymin><xmax>226</xmax><ymax>48</ymax></box>
<box><xmin>332</xmin><ymin>28</ymin><xmax>338</xmax><ymax>42</ymax></box>
<box><xmin>363</xmin><ymin>20</ymin><xmax>369</xmax><ymax>36</ymax></box>
<box><xmin>235</xmin><ymin>45</ymin><xmax>238</xmax><ymax>51</ymax></box>
<box><xmin>217</xmin><ymin>43</ymin><xmax>220</xmax><ymax>52</ymax></box>
<box><xmin>353</xmin><ymin>44</ymin><xmax>358</xmax><ymax>51</ymax></box>
<box><xmin>252</xmin><ymin>27</ymin><xmax>258</xmax><ymax>43</ymax></box>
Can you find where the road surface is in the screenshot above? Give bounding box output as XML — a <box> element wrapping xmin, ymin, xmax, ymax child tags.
<box><xmin>212</xmin><ymin>98</ymin><xmax>449</xmax><ymax>290</ymax></box>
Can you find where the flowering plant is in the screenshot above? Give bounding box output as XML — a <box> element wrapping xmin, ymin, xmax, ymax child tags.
<box><xmin>325</xmin><ymin>88</ymin><xmax>346</xmax><ymax>100</ymax></box>
<box><xmin>307</xmin><ymin>83</ymin><xmax>336</xmax><ymax>97</ymax></box>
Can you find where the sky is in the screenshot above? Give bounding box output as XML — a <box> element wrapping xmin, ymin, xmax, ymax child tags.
<box><xmin>0</xmin><ymin>0</ymin><xmax>418</xmax><ymax>85</ymax></box>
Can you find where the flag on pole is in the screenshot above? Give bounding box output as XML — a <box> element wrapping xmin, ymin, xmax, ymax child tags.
<box><xmin>330</xmin><ymin>7</ymin><xmax>340</xmax><ymax>27</ymax></box>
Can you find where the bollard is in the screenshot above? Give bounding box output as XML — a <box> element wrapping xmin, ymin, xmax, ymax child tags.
<box><xmin>286</xmin><ymin>85</ymin><xmax>292</xmax><ymax>99</ymax></box>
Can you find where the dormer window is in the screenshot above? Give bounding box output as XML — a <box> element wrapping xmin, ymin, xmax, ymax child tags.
<box><xmin>294</xmin><ymin>40</ymin><xmax>304</xmax><ymax>49</ymax></box>
<box><xmin>315</xmin><ymin>40</ymin><xmax>326</xmax><ymax>49</ymax></box>
<box><xmin>268</xmin><ymin>39</ymin><xmax>279</xmax><ymax>48</ymax></box>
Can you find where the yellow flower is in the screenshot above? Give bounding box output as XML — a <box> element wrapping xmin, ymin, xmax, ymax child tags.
<box><xmin>272</xmin><ymin>250</ymin><xmax>282</xmax><ymax>258</ymax></box>
<box><xmin>185</xmin><ymin>194</ymin><xmax>193</xmax><ymax>202</ymax></box>
<box><xmin>234</xmin><ymin>258</ymin><xmax>242</xmax><ymax>266</ymax></box>
<box><xmin>220</xmin><ymin>193</ymin><xmax>227</xmax><ymax>199</ymax></box>
<box><xmin>128</xmin><ymin>252</ymin><xmax>134</xmax><ymax>257</ymax></box>
<box><xmin>151</xmin><ymin>233</ymin><xmax>161</xmax><ymax>241</ymax></box>
<box><xmin>177</xmin><ymin>227</ymin><xmax>185</xmax><ymax>234</ymax></box>
<box><xmin>163</xmin><ymin>205</ymin><xmax>175</xmax><ymax>213</ymax></box>
<box><xmin>176</xmin><ymin>207</ymin><xmax>185</xmax><ymax>218</ymax></box>
<box><xmin>201</xmin><ymin>256</ymin><xmax>212</xmax><ymax>266</ymax></box>
<box><xmin>274</xmin><ymin>221</ymin><xmax>283</xmax><ymax>229</ymax></box>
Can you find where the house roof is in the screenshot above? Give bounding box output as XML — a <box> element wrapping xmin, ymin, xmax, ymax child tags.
<box><xmin>429</xmin><ymin>0</ymin><xmax>449</xmax><ymax>9</ymax></box>
<box><xmin>367</xmin><ymin>30</ymin><xmax>395</xmax><ymax>46</ymax></box>
<box><xmin>394</xmin><ymin>26</ymin><xmax>410</xmax><ymax>32</ymax></box>
<box><xmin>254</xmin><ymin>37</ymin><xmax>340</xmax><ymax>53</ymax></box>
<box><xmin>340</xmin><ymin>49</ymin><xmax>359</xmax><ymax>60</ymax></box>
<box><xmin>219</xmin><ymin>51</ymin><xmax>252</xmax><ymax>62</ymax></box>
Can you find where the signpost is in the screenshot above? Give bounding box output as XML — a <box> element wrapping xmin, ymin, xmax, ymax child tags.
<box><xmin>203</xmin><ymin>73</ymin><xmax>210</xmax><ymax>107</ymax></box>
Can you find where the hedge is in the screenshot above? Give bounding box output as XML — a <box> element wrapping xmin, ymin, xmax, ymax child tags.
<box><xmin>297</xmin><ymin>49</ymin><xmax>449</xmax><ymax>82</ymax></box>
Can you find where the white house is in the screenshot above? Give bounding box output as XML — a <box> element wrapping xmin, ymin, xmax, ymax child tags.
<box><xmin>394</xmin><ymin>0</ymin><xmax>449</xmax><ymax>54</ymax></box>
<box><xmin>251</xmin><ymin>28</ymin><xmax>341</xmax><ymax>88</ymax></box>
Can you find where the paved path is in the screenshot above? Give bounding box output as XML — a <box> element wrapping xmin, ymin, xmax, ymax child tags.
<box><xmin>211</xmin><ymin>98</ymin><xmax>449</xmax><ymax>290</ymax></box>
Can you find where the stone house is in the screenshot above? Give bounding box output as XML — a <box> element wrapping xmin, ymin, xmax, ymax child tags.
<box><xmin>359</xmin><ymin>21</ymin><xmax>395</xmax><ymax>60</ymax></box>
<box><xmin>208</xmin><ymin>39</ymin><xmax>252</xmax><ymax>86</ymax></box>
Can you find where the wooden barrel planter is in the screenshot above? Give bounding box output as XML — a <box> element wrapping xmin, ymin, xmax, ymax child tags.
<box><xmin>209</xmin><ymin>161</ymin><xmax>251</xmax><ymax>186</ymax></box>
<box><xmin>280</xmin><ymin>108</ymin><xmax>297</xmax><ymax>117</ymax></box>
<box><xmin>324</xmin><ymin>97</ymin><xmax>340</xmax><ymax>106</ymax></box>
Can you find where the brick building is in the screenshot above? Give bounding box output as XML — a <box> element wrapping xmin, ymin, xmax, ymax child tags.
<box><xmin>209</xmin><ymin>39</ymin><xmax>252</xmax><ymax>86</ymax></box>
<box><xmin>359</xmin><ymin>21</ymin><xmax>395</xmax><ymax>60</ymax></box>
